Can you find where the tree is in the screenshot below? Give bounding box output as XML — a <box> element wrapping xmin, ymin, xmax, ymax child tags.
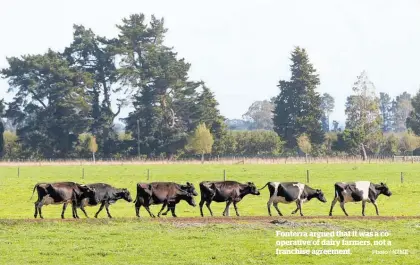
<box><xmin>332</xmin><ymin>120</ymin><xmax>340</xmax><ymax>132</ymax></box>
<box><xmin>2</xmin><ymin>131</ymin><xmax>21</xmax><ymax>159</ymax></box>
<box><xmin>1</xmin><ymin>50</ymin><xmax>92</xmax><ymax>158</ymax></box>
<box><xmin>186</xmin><ymin>123</ymin><xmax>214</xmax><ymax>163</ymax></box>
<box><xmin>407</xmin><ymin>89</ymin><xmax>420</xmax><ymax>135</ymax></box>
<box><xmin>345</xmin><ymin>71</ymin><xmax>382</xmax><ymax>159</ymax></box>
<box><xmin>297</xmin><ymin>134</ymin><xmax>312</xmax><ymax>161</ymax></box>
<box><xmin>192</xmin><ymin>85</ymin><xmax>227</xmax><ymax>155</ymax></box>
<box><xmin>64</xmin><ymin>25</ymin><xmax>122</xmax><ymax>157</ymax></box>
<box><xmin>0</xmin><ymin>99</ymin><xmax>4</xmax><ymax>156</ymax></box>
<box><xmin>382</xmin><ymin>134</ymin><xmax>399</xmax><ymax>155</ymax></box>
<box><xmin>89</xmin><ymin>136</ymin><xmax>98</xmax><ymax>163</ymax></box>
<box><xmin>273</xmin><ymin>47</ymin><xmax>324</xmax><ymax>149</ymax></box>
<box><xmin>393</xmin><ymin>92</ymin><xmax>413</xmax><ymax>132</ymax></box>
<box><xmin>379</xmin><ymin>92</ymin><xmax>393</xmax><ymax>132</ymax></box>
<box><xmin>320</xmin><ymin>93</ymin><xmax>335</xmax><ymax>132</ymax></box>
<box><xmin>120</xmin><ymin>14</ymin><xmax>204</xmax><ymax>159</ymax></box>
<box><xmin>242</xmin><ymin>100</ymin><xmax>274</xmax><ymax>130</ymax></box>
<box><xmin>399</xmin><ymin>130</ymin><xmax>419</xmax><ymax>155</ymax></box>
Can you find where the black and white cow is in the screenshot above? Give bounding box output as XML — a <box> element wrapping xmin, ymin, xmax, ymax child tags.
<box><xmin>259</xmin><ymin>182</ymin><xmax>327</xmax><ymax>216</ymax></box>
<box><xmin>329</xmin><ymin>181</ymin><xmax>392</xmax><ymax>216</ymax></box>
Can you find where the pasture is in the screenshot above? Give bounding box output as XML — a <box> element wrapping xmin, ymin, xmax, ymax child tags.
<box><xmin>0</xmin><ymin>163</ymin><xmax>420</xmax><ymax>264</ymax></box>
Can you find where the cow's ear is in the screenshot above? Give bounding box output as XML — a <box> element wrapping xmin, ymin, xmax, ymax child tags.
<box><xmin>380</xmin><ymin>182</ymin><xmax>384</xmax><ymax>186</ymax></box>
<box><xmin>186</xmin><ymin>182</ymin><xmax>191</xmax><ymax>185</ymax></box>
<box><xmin>316</xmin><ymin>189</ymin><xmax>321</xmax><ymax>193</ymax></box>
<box><xmin>148</xmin><ymin>184</ymin><xmax>152</xmax><ymax>190</ymax></box>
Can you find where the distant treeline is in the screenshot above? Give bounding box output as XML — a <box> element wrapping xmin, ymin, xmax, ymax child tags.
<box><xmin>1</xmin><ymin>13</ymin><xmax>420</xmax><ymax>160</ymax></box>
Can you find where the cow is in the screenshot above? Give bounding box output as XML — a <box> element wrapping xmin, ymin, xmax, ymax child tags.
<box><xmin>76</xmin><ymin>183</ymin><xmax>132</xmax><ymax>218</ymax></box>
<box><xmin>259</xmin><ymin>182</ymin><xmax>327</xmax><ymax>216</ymax></box>
<box><xmin>30</xmin><ymin>182</ymin><xmax>96</xmax><ymax>219</ymax></box>
<box><xmin>134</xmin><ymin>182</ymin><xmax>198</xmax><ymax>218</ymax></box>
<box><xmin>199</xmin><ymin>181</ymin><xmax>260</xmax><ymax>217</ymax></box>
<box><xmin>329</xmin><ymin>181</ymin><xmax>392</xmax><ymax>216</ymax></box>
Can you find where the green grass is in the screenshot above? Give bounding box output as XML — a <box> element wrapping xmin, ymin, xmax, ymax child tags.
<box><xmin>0</xmin><ymin>163</ymin><xmax>419</xmax><ymax>264</ymax></box>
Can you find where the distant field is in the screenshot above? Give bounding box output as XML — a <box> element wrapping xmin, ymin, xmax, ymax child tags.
<box><xmin>0</xmin><ymin>163</ymin><xmax>419</xmax><ymax>264</ymax></box>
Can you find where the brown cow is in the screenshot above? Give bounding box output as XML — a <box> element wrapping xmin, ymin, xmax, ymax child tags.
<box><xmin>199</xmin><ymin>181</ymin><xmax>260</xmax><ymax>217</ymax></box>
<box><xmin>134</xmin><ymin>182</ymin><xmax>198</xmax><ymax>218</ymax></box>
<box><xmin>30</xmin><ymin>182</ymin><xmax>96</xmax><ymax>219</ymax></box>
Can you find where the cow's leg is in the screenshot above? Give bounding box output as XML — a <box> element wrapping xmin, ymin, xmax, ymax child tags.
<box><xmin>339</xmin><ymin>201</ymin><xmax>349</xmax><ymax>216</ymax></box>
<box><xmin>205</xmin><ymin>200</ymin><xmax>213</xmax><ymax>216</ymax></box>
<box><xmin>372</xmin><ymin>201</ymin><xmax>380</xmax><ymax>216</ymax></box>
<box><xmin>34</xmin><ymin>202</ymin><xmax>39</xmax><ymax>218</ymax></box>
<box><xmin>104</xmin><ymin>203</ymin><xmax>112</xmax><ymax>218</ymax></box>
<box><xmin>80</xmin><ymin>205</ymin><xmax>89</xmax><ymax>218</ymax></box>
<box><xmin>297</xmin><ymin>200</ymin><xmax>304</xmax><ymax>216</ymax></box>
<box><xmin>233</xmin><ymin>201</ymin><xmax>240</xmax><ymax>216</ymax></box>
<box><xmin>329</xmin><ymin>197</ymin><xmax>338</xmax><ymax>216</ymax></box>
<box><xmin>273</xmin><ymin>203</ymin><xmax>283</xmax><ymax>216</ymax></box>
<box><xmin>135</xmin><ymin>201</ymin><xmax>141</xmax><ymax>218</ymax></box>
<box><xmin>61</xmin><ymin>203</ymin><xmax>68</xmax><ymax>219</ymax></box>
<box><xmin>95</xmin><ymin>202</ymin><xmax>105</xmax><ymax>218</ymax></box>
<box><xmin>223</xmin><ymin>201</ymin><xmax>232</xmax><ymax>216</ymax></box>
<box><xmin>199</xmin><ymin>199</ymin><xmax>205</xmax><ymax>217</ymax></box>
<box><xmin>157</xmin><ymin>203</ymin><xmax>167</xmax><ymax>217</ymax></box>
<box><xmin>161</xmin><ymin>205</ymin><xmax>171</xmax><ymax>216</ymax></box>
<box><xmin>362</xmin><ymin>201</ymin><xmax>366</xmax><ymax>216</ymax></box>
<box><xmin>37</xmin><ymin>199</ymin><xmax>46</xmax><ymax>219</ymax></box>
<box><xmin>169</xmin><ymin>203</ymin><xmax>177</xmax><ymax>218</ymax></box>
<box><xmin>267</xmin><ymin>200</ymin><xmax>273</xmax><ymax>216</ymax></box>
<box><xmin>38</xmin><ymin>203</ymin><xmax>44</xmax><ymax>219</ymax></box>
<box><xmin>144</xmin><ymin>205</ymin><xmax>155</xmax><ymax>218</ymax></box>
<box><xmin>72</xmin><ymin>202</ymin><xmax>80</xmax><ymax>219</ymax></box>
<box><xmin>291</xmin><ymin>201</ymin><xmax>299</xmax><ymax>215</ymax></box>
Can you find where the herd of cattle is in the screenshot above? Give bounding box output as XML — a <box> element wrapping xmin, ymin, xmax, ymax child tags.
<box><xmin>29</xmin><ymin>180</ymin><xmax>392</xmax><ymax>219</ymax></box>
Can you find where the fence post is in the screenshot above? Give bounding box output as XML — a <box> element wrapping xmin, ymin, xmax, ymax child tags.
<box><xmin>223</xmin><ymin>169</ymin><xmax>226</xmax><ymax>181</ymax></box>
<box><xmin>147</xmin><ymin>169</ymin><xmax>150</xmax><ymax>180</ymax></box>
<box><xmin>18</xmin><ymin>167</ymin><xmax>20</xmax><ymax>178</ymax></box>
<box><xmin>82</xmin><ymin>168</ymin><xmax>84</xmax><ymax>179</ymax></box>
<box><xmin>306</xmin><ymin>170</ymin><xmax>309</xmax><ymax>183</ymax></box>
<box><xmin>401</xmin><ymin>172</ymin><xmax>404</xmax><ymax>183</ymax></box>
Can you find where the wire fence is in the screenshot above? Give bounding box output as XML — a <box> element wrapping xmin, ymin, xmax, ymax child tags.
<box><xmin>1</xmin><ymin>155</ymin><xmax>420</xmax><ymax>166</ymax></box>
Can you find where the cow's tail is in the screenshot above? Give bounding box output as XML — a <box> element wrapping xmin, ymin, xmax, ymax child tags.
<box><xmin>258</xmin><ymin>182</ymin><xmax>270</xmax><ymax>191</ymax></box>
<box><xmin>29</xmin><ymin>183</ymin><xmax>39</xmax><ymax>201</ymax></box>
<box><xmin>133</xmin><ymin>183</ymin><xmax>141</xmax><ymax>203</ymax></box>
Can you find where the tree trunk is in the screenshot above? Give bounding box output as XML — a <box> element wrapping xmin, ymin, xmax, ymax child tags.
<box><xmin>92</xmin><ymin>152</ymin><xmax>96</xmax><ymax>163</ymax></box>
<box><xmin>360</xmin><ymin>144</ymin><xmax>367</xmax><ymax>161</ymax></box>
<box><xmin>201</xmin><ymin>152</ymin><xmax>204</xmax><ymax>164</ymax></box>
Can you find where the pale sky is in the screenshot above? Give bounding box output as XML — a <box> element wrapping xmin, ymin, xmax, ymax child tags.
<box><xmin>1</xmin><ymin>0</ymin><xmax>420</xmax><ymax>126</ymax></box>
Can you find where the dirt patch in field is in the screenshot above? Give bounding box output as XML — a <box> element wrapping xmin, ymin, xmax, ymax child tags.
<box><xmin>4</xmin><ymin>215</ymin><xmax>419</xmax><ymax>225</ymax></box>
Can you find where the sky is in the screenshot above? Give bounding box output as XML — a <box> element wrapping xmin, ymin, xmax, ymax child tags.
<box><xmin>1</xmin><ymin>0</ymin><xmax>420</xmax><ymax>126</ymax></box>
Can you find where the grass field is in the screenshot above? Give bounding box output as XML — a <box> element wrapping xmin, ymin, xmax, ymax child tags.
<box><xmin>0</xmin><ymin>163</ymin><xmax>419</xmax><ymax>264</ymax></box>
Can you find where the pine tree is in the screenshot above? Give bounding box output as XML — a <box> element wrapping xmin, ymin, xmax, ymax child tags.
<box><xmin>273</xmin><ymin>47</ymin><xmax>324</xmax><ymax>149</ymax></box>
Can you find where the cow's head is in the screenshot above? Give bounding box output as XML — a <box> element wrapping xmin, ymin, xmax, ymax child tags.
<box><xmin>378</xmin><ymin>182</ymin><xmax>392</xmax><ymax>197</ymax></box>
<box><xmin>119</xmin><ymin>188</ymin><xmax>133</xmax><ymax>202</ymax></box>
<box><xmin>246</xmin><ymin>182</ymin><xmax>260</xmax><ymax>195</ymax></box>
<box><xmin>184</xmin><ymin>192</ymin><xmax>197</xmax><ymax>207</ymax></box>
<box><xmin>181</xmin><ymin>182</ymin><xmax>198</xmax><ymax>196</ymax></box>
<box><xmin>314</xmin><ymin>189</ymin><xmax>327</xmax><ymax>203</ymax></box>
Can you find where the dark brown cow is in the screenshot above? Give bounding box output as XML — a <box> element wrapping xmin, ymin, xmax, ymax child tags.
<box><xmin>30</xmin><ymin>182</ymin><xmax>96</xmax><ymax>219</ymax></box>
<box><xmin>199</xmin><ymin>181</ymin><xmax>260</xmax><ymax>217</ymax></box>
<box><xmin>134</xmin><ymin>182</ymin><xmax>198</xmax><ymax>218</ymax></box>
<box><xmin>77</xmin><ymin>183</ymin><xmax>132</xmax><ymax>218</ymax></box>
